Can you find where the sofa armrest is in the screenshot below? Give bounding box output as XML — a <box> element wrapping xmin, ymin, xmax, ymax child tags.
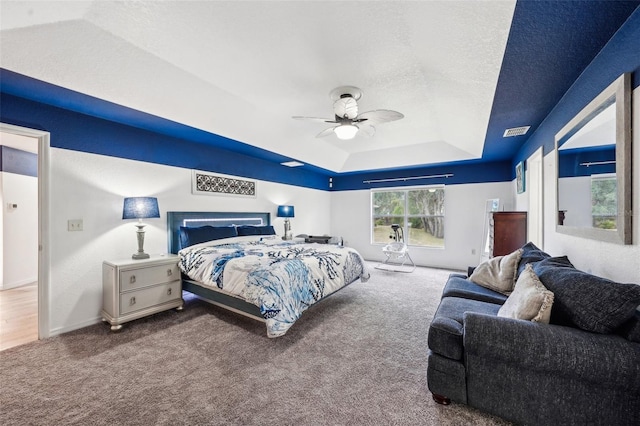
<box><xmin>463</xmin><ymin>312</ymin><xmax>640</xmax><ymax>391</ymax></box>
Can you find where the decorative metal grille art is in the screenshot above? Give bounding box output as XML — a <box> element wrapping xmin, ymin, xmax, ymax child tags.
<box><xmin>193</xmin><ymin>171</ymin><xmax>256</xmax><ymax>196</ymax></box>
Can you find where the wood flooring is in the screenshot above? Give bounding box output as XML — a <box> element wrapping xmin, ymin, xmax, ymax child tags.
<box><xmin>0</xmin><ymin>283</ymin><xmax>38</xmax><ymax>351</ymax></box>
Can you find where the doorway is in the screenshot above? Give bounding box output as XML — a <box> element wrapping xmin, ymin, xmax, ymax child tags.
<box><xmin>0</xmin><ymin>123</ymin><xmax>50</xmax><ymax>348</ymax></box>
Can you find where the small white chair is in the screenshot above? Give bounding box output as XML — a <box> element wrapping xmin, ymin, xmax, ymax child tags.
<box><xmin>376</xmin><ymin>241</ymin><xmax>416</xmax><ymax>273</ymax></box>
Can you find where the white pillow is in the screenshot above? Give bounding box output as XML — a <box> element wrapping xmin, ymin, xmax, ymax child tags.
<box><xmin>469</xmin><ymin>248</ymin><xmax>522</xmax><ymax>295</ymax></box>
<box><xmin>498</xmin><ymin>264</ymin><xmax>555</xmax><ymax>323</ymax></box>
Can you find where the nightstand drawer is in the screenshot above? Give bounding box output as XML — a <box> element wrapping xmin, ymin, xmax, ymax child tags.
<box><xmin>120</xmin><ymin>264</ymin><xmax>180</xmax><ymax>292</ymax></box>
<box><xmin>120</xmin><ymin>281</ymin><xmax>181</xmax><ymax>315</ymax></box>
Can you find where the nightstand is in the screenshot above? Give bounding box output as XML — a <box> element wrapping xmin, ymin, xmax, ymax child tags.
<box><xmin>102</xmin><ymin>254</ymin><xmax>183</xmax><ymax>331</ymax></box>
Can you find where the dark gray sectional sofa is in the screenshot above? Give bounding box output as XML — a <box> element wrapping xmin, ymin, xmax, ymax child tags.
<box><xmin>427</xmin><ymin>243</ymin><xmax>640</xmax><ymax>426</ymax></box>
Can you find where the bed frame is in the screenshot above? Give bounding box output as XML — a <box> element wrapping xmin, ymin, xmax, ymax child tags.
<box><xmin>167</xmin><ymin>211</ymin><xmax>271</xmax><ymax>321</ymax></box>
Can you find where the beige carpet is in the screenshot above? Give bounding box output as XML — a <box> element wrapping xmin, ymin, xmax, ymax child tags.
<box><xmin>0</xmin><ymin>262</ymin><xmax>511</xmax><ymax>425</ymax></box>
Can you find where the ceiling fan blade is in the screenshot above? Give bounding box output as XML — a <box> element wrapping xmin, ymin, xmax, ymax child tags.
<box><xmin>316</xmin><ymin>127</ymin><xmax>337</xmax><ymax>138</ymax></box>
<box><xmin>357</xmin><ymin>109</ymin><xmax>404</xmax><ymax>124</ymax></box>
<box><xmin>358</xmin><ymin>124</ymin><xmax>376</xmax><ymax>138</ymax></box>
<box><xmin>292</xmin><ymin>116</ymin><xmax>338</xmax><ymax>124</ymax></box>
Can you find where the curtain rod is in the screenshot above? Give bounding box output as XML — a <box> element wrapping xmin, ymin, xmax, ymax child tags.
<box><xmin>363</xmin><ymin>173</ymin><xmax>453</xmax><ymax>184</ymax></box>
<box><xmin>580</xmin><ymin>160</ymin><xmax>615</xmax><ymax>167</ymax></box>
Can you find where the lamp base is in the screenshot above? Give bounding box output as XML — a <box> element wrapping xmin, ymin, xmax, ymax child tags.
<box><xmin>283</xmin><ymin>219</ymin><xmax>292</xmax><ymax>240</ymax></box>
<box><xmin>132</xmin><ymin>222</ymin><xmax>150</xmax><ymax>260</ymax></box>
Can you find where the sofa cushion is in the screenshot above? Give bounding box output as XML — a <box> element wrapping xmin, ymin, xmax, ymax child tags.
<box><xmin>516</xmin><ymin>241</ymin><xmax>551</xmax><ymax>278</ymax></box>
<box><xmin>442</xmin><ymin>274</ymin><xmax>508</xmax><ymax>305</ymax></box>
<box><xmin>617</xmin><ymin>308</ymin><xmax>640</xmax><ymax>343</ymax></box>
<box><xmin>469</xmin><ymin>249</ymin><xmax>522</xmax><ymax>295</ymax></box>
<box><xmin>428</xmin><ymin>297</ymin><xmax>501</xmax><ymax>361</ymax></box>
<box><xmin>498</xmin><ymin>264</ymin><xmax>554</xmax><ymax>323</ymax></box>
<box><xmin>533</xmin><ymin>257</ymin><xmax>640</xmax><ymax>334</ymax></box>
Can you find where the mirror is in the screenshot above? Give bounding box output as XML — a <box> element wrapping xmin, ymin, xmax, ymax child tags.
<box><xmin>556</xmin><ymin>73</ymin><xmax>631</xmax><ymax>244</ymax></box>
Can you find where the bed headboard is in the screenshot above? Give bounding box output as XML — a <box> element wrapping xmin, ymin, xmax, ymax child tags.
<box><xmin>167</xmin><ymin>211</ymin><xmax>271</xmax><ymax>254</ymax></box>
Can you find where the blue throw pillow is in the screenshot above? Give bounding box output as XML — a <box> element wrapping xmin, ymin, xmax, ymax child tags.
<box><xmin>532</xmin><ymin>257</ymin><xmax>640</xmax><ymax>334</ymax></box>
<box><xmin>516</xmin><ymin>242</ymin><xmax>551</xmax><ymax>278</ymax></box>
<box><xmin>179</xmin><ymin>226</ymin><xmax>238</xmax><ymax>249</ymax></box>
<box><xmin>236</xmin><ymin>225</ymin><xmax>276</xmax><ymax>236</ymax></box>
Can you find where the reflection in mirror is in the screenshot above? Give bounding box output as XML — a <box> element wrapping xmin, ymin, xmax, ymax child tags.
<box><xmin>555</xmin><ymin>73</ymin><xmax>631</xmax><ymax>244</ymax></box>
<box><xmin>558</xmin><ymin>103</ymin><xmax>616</xmax><ymax>228</ymax></box>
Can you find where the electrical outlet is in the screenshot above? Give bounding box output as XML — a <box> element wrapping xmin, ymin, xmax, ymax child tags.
<box><xmin>68</xmin><ymin>219</ymin><xmax>83</xmax><ymax>231</ymax></box>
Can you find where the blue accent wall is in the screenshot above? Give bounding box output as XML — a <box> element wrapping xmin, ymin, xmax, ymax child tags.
<box><xmin>482</xmin><ymin>1</ymin><xmax>639</xmax><ymax>164</ymax></box>
<box><xmin>0</xmin><ymin>84</ymin><xmax>515</xmax><ymax>191</ymax></box>
<box><xmin>513</xmin><ymin>7</ymin><xmax>640</xmax><ymax>172</ymax></box>
<box><xmin>0</xmin><ymin>145</ymin><xmax>38</xmax><ymax>177</ymax></box>
<box><xmin>1</xmin><ymin>4</ymin><xmax>638</xmax><ymax>191</ymax></box>
<box><xmin>0</xmin><ymin>93</ymin><xmax>331</xmax><ymax>190</ymax></box>
<box><xmin>331</xmin><ymin>160</ymin><xmax>512</xmax><ymax>191</ymax></box>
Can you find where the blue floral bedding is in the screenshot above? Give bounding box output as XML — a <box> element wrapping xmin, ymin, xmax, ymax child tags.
<box><xmin>178</xmin><ymin>236</ymin><xmax>370</xmax><ymax>337</ymax></box>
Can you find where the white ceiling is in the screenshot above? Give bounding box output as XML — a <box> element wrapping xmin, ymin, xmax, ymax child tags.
<box><xmin>0</xmin><ymin>0</ymin><xmax>517</xmax><ymax>173</ymax></box>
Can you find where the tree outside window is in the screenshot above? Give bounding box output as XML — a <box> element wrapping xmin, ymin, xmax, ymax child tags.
<box><xmin>591</xmin><ymin>175</ymin><xmax>617</xmax><ymax>229</ymax></box>
<box><xmin>372</xmin><ymin>186</ymin><xmax>445</xmax><ymax>247</ymax></box>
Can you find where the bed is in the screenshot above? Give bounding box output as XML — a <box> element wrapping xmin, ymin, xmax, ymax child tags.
<box><xmin>167</xmin><ymin>211</ymin><xmax>370</xmax><ymax>337</ymax></box>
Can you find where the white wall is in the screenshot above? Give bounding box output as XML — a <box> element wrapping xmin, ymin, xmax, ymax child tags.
<box><xmin>330</xmin><ymin>181</ymin><xmax>513</xmax><ymax>271</ymax></box>
<box><xmin>0</xmin><ymin>170</ymin><xmax>38</xmax><ymax>290</ymax></box>
<box><xmin>557</xmin><ymin>176</ymin><xmax>592</xmax><ymax>227</ymax></box>
<box><xmin>48</xmin><ymin>148</ymin><xmax>331</xmax><ymax>335</ymax></box>
<box><xmin>541</xmin><ymin>87</ymin><xmax>640</xmax><ymax>283</ymax></box>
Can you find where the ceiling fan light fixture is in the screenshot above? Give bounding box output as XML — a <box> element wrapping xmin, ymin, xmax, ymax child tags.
<box><xmin>334</xmin><ymin>124</ymin><xmax>358</xmax><ymax>140</ymax></box>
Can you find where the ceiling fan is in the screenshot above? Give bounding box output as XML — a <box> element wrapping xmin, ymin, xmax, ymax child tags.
<box><xmin>293</xmin><ymin>86</ymin><xmax>404</xmax><ymax>140</ymax></box>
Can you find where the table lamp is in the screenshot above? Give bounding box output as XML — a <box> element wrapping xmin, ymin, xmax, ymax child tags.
<box><xmin>122</xmin><ymin>197</ymin><xmax>160</xmax><ymax>259</ymax></box>
<box><xmin>277</xmin><ymin>205</ymin><xmax>295</xmax><ymax>240</ymax></box>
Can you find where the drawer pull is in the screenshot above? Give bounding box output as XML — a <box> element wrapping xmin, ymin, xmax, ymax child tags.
<box><xmin>167</xmin><ymin>288</ymin><xmax>172</xmax><ymax>296</ymax></box>
<box><xmin>130</xmin><ymin>275</ymin><xmax>136</xmax><ymax>284</ymax></box>
<box><xmin>167</xmin><ymin>269</ymin><xmax>173</xmax><ymax>276</ymax></box>
<box><xmin>129</xmin><ymin>296</ymin><xmax>136</xmax><ymax>306</ymax></box>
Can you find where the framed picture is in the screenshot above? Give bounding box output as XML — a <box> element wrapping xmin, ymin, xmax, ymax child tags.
<box><xmin>516</xmin><ymin>161</ymin><xmax>525</xmax><ymax>194</ymax></box>
<box><xmin>192</xmin><ymin>170</ymin><xmax>256</xmax><ymax>197</ymax></box>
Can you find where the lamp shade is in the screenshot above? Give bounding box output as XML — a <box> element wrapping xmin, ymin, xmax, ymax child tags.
<box><xmin>277</xmin><ymin>205</ymin><xmax>295</xmax><ymax>218</ymax></box>
<box><xmin>122</xmin><ymin>197</ymin><xmax>160</xmax><ymax>220</ymax></box>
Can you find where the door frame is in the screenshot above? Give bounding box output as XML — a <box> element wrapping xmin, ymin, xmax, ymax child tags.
<box><xmin>527</xmin><ymin>147</ymin><xmax>544</xmax><ymax>248</ymax></box>
<box><xmin>1</xmin><ymin>123</ymin><xmax>50</xmax><ymax>339</ymax></box>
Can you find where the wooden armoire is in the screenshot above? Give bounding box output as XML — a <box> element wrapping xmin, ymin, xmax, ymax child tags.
<box><xmin>492</xmin><ymin>211</ymin><xmax>527</xmax><ymax>256</ymax></box>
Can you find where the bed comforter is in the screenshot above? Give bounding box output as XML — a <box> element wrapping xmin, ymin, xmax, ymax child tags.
<box><xmin>178</xmin><ymin>236</ymin><xmax>370</xmax><ymax>337</ymax></box>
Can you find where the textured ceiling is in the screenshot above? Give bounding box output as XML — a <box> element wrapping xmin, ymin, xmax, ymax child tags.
<box><xmin>0</xmin><ymin>1</ymin><xmax>637</xmax><ymax>174</ymax></box>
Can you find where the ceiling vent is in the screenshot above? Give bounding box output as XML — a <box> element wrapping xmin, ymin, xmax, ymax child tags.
<box><xmin>503</xmin><ymin>126</ymin><xmax>530</xmax><ymax>137</ymax></box>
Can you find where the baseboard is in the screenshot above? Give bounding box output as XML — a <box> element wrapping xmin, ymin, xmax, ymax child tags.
<box><xmin>48</xmin><ymin>316</ymin><xmax>103</xmax><ymax>337</ymax></box>
<box><xmin>0</xmin><ymin>278</ymin><xmax>37</xmax><ymax>290</ymax></box>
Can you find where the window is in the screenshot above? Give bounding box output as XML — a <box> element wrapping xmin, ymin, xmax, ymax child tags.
<box><xmin>371</xmin><ymin>186</ymin><xmax>445</xmax><ymax>247</ymax></box>
<box><xmin>591</xmin><ymin>175</ymin><xmax>617</xmax><ymax>229</ymax></box>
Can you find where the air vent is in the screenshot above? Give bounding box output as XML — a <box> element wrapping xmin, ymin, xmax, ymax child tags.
<box><xmin>503</xmin><ymin>126</ymin><xmax>531</xmax><ymax>137</ymax></box>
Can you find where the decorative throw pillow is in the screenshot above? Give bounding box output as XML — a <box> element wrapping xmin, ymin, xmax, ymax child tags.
<box><xmin>236</xmin><ymin>225</ymin><xmax>276</xmax><ymax>236</ymax></box>
<box><xmin>516</xmin><ymin>242</ymin><xmax>551</xmax><ymax>278</ymax></box>
<box><xmin>469</xmin><ymin>248</ymin><xmax>523</xmax><ymax>295</ymax></box>
<box><xmin>533</xmin><ymin>258</ymin><xmax>640</xmax><ymax>334</ymax></box>
<box><xmin>179</xmin><ymin>225</ymin><xmax>238</xmax><ymax>249</ymax></box>
<box><xmin>498</xmin><ymin>264</ymin><xmax>554</xmax><ymax>323</ymax></box>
